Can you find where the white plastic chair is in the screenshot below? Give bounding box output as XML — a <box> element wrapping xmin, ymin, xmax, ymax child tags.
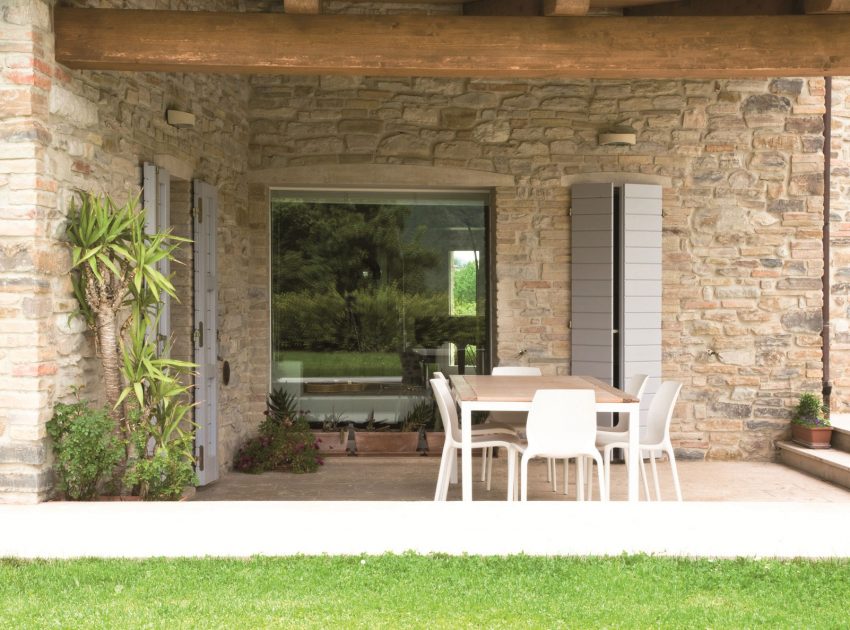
<box><xmin>585</xmin><ymin>374</ymin><xmax>649</xmax><ymax>498</ymax></box>
<box><xmin>431</xmin><ymin>377</ymin><xmax>523</xmax><ymax>501</ymax></box>
<box><xmin>515</xmin><ymin>389</ymin><xmax>606</xmax><ymax>502</ymax></box>
<box><xmin>482</xmin><ymin>366</ymin><xmax>542</xmax><ymax>487</ymax></box>
<box><xmin>432</xmin><ymin>371</ymin><xmax>520</xmax><ymax>490</ymax></box>
<box><xmin>601</xmin><ymin>380</ymin><xmax>683</xmax><ymax>501</ymax></box>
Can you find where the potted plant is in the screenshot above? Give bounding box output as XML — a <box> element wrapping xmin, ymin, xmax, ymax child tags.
<box><xmin>790</xmin><ymin>392</ymin><xmax>832</xmax><ymax>449</ymax></box>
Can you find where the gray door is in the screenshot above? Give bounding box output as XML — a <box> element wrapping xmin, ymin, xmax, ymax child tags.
<box><xmin>193</xmin><ymin>180</ymin><xmax>219</xmax><ymax>485</ymax></box>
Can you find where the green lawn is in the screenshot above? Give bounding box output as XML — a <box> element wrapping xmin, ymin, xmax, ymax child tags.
<box><xmin>275</xmin><ymin>351</ymin><xmax>402</xmax><ymax>378</ymax></box>
<box><xmin>2</xmin><ymin>555</ymin><xmax>849</xmax><ymax>628</ymax></box>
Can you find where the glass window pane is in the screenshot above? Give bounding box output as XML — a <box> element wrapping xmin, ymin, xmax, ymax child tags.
<box><xmin>270</xmin><ymin>190</ymin><xmax>489</xmax><ymax>430</ymax></box>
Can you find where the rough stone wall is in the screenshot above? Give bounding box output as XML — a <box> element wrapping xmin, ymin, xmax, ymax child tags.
<box><xmin>829</xmin><ymin>79</ymin><xmax>850</xmax><ymax>413</ymax></box>
<box><xmin>0</xmin><ymin>1</ymin><xmax>56</xmax><ymax>503</ymax></box>
<box><xmin>0</xmin><ymin>0</ymin><xmax>260</xmax><ymax>502</ymax></box>
<box><xmin>249</xmin><ymin>75</ymin><xmax>826</xmax><ymax>461</ymax></box>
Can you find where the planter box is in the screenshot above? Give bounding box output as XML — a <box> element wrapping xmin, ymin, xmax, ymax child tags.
<box><xmin>355</xmin><ymin>431</ymin><xmax>420</xmax><ymax>455</ymax></box>
<box><xmin>791</xmin><ymin>424</ymin><xmax>833</xmax><ymax>449</ymax></box>
<box><xmin>313</xmin><ymin>430</ymin><xmax>350</xmax><ymax>456</ymax></box>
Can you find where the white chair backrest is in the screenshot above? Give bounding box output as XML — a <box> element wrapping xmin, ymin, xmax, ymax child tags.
<box><xmin>645</xmin><ymin>380</ymin><xmax>682</xmax><ymax>444</ymax></box>
<box><xmin>492</xmin><ymin>366</ymin><xmax>543</xmax><ymax>376</ymax></box>
<box><xmin>525</xmin><ymin>389</ymin><xmax>597</xmax><ymax>458</ymax></box>
<box><xmin>626</xmin><ymin>373</ymin><xmax>649</xmax><ymax>400</ymax></box>
<box><xmin>431</xmin><ymin>377</ymin><xmax>460</xmax><ymax>446</ymax></box>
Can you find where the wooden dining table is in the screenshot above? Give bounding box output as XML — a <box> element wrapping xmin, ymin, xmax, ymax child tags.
<box><xmin>449</xmin><ymin>374</ymin><xmax>641</xmax><ymax>502</ymax></box>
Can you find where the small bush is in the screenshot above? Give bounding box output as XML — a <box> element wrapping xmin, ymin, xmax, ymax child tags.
<box><xmin>234</xmin><ymin>389</ymin><xmax>323</xmax><ymax>474</ymax></box>
<box><xmin>46</xmin><ymin>401</ymin><xmax>124</xmax><ymax>500</ymax></box>
<box><xmin>792</xmin><ymin>392</ymin><xmax>831</xmax><ymax>428</ymax></box>
<box><xmin>123</xmin><ymin>428</ymin><xmax>197</xmax><ymax>501</ymax></box>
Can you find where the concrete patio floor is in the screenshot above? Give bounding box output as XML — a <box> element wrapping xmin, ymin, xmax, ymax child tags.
<box><xmin>194</xmin><ymin>456</ymin><xmax>850</xmax><ymax>502</ymax></box>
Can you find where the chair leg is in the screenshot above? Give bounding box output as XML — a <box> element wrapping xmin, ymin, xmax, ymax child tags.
<box><xmin>666</xmin><ymin>444</ymin><xmax>683</xmax><ymax>502</ymax></box>
<box><xmin>481</xmin><ymin>447</ymin><xmax>489</xmax><ymax>482</ymax></box>
<box><xmin>594</xmin><ymin>454</ymin><xmax>607</xmax><ymax>502</ymax></box>
<box><xmin>604</xmin><ymin>447</ymin><xmax>612</xmax><ymax>501</ymax></box>
<box><xmin>521</xmin><ymin>454</ymin><xmax>531</xmax><ymax>501</ymax></box>
<box><xmin>486</xmin><ymin>447</ymin><xmax>495</xmax><ymax>491</ymax></box>
<box><xmin>546</xmin><ymin>457</ymin><xmax>552</xmax><ymax>483</ymax></box>
<box><xmin>637</xmin><ymin>452</ymin><xmax>651</xmax><ymax>501</ymax></box>
<box><xmin>576</xmin><ymin>458</ymin><xmax>585</xmax><ymax>502</ymax></box>
<box><xmin>650</xmin><ymin>452</ymin><xmax>661</xmax><ymax>501</ymax></box>
<box><xmin>586</xmin><ymin>457</ymin><xmax>593</xmax><ymax>501</ymax></box>
<box><xmin>506</xmin><ymin>448</ymin><xmax>515</xmax><ymax>501</ymax></box>
<box><xmin>551</xmin><ymin>458</ymin><xmax>558</xmax><ymax>492</ymax></box>
<box><xmin>434</xmin><ymin>441</ymin><xmax>453</xmax><ymax>501</ymax></box>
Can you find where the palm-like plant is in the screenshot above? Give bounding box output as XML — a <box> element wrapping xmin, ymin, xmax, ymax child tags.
<box><xmin>67</xmin><ymin>192</ymin><xmax>187</xmax><ymax>431</ymax></box>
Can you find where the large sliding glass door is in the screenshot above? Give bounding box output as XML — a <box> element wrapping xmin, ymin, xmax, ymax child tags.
<box><xmin>270</xmin><ymin>189</ymin><xmax>490</xmax><ymax>429</ymax></box>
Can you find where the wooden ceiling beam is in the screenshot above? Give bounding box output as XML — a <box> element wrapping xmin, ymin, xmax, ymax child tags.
<box><xmin>805</xmin><ymin>0</ymin><xmax>850</xmax><ymax>13</ymax></box>
<box><xmin>283</xmin><ymin>0</ymin><xmax>321</xmax><ymax>14</ymax></box>
<box><xmin>625</xmin><ymin>0</ymin><xmax>798</xmax><ymax>16</ymax></box>
<box><xmin>544</xmin><ymin>0</ymin><xmax>591</xmax><ymax>16</ymax></box>
<box><xmin>464</xmin><ymin>0</ymin><xmax>543</xmax><ymax>16</ymax></box>
<box><xmin>54</xmin><ymin>8</ymin><xmax>850</xmax><ymax>78</ymax></box>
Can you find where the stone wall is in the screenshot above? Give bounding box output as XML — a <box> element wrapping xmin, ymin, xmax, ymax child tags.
<box><xmin>0</xmin><ymin>0</ymin><xmax>262</xmax><ymax>502</ymax></box>
<box><xmin>829</xmin><ymin>79</ymin><xmax>850</xmax><ymax>413</ymax></box>
<box><xmin>249</xmin><ymin>74</ymin><xmax>827</xmax><ymax>461</ymax></box>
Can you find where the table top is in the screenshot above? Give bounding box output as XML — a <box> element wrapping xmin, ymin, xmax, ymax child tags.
<box><xmin>449</xmin><ymin>374</ymin><xmax>638</xmax><ymax>405</ymax></box>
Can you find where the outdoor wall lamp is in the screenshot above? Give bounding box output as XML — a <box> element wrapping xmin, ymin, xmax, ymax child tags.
<box><xmin>598</xmin><ymin>125</ymin><xmax>637</xmax><ymax>146</ymax></box>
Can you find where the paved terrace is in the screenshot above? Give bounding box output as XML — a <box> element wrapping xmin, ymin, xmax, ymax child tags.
<box><xmin>3</xmin><ymin>460</ymin><xmax>849</xmax><ymax>559</ymax></box>
<box><xmin>194</xmin><ymin>458</ymin><xmax>850</xmax><ymax>502</ymax></box>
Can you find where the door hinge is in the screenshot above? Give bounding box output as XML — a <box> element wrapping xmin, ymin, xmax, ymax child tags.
<box><xmin>198</xmin><ymin>445</ymin><xmax>204</xmax><ymax>471</ymax></box>
<box><xmin>568</xmin><ymin>207</ymin><xmax>572</xmax><ymax>217</ymax></box>
<box><xmin>193</xmin><ymin>198</ymin><xmax>203</xmax><ymax>223</ymax></box>
<box><xmin>568</xmin><ymin>319</ymin><xmax>572</xmax><ymax>329</ymax></box>
<box><xmin>194</xmin><ymin>321</ymin><xmax>204</xmax><ymax>348</ymax></box>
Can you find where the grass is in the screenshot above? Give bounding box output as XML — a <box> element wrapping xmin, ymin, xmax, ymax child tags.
<box><xmin>2</xmin><ymin>555</ymin><xmax>850</xmax><ymax>628</ymax></box>
<box><xmin>275</xmin><ymin>351</ymin><xmax>402</xmax><ymax>378</ymax></box>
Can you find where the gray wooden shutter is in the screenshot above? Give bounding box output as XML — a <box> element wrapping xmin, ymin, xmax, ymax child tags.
<box><xmin>621</xmin><ymin>183</ymin><xmax>663</xmax><ymax>434</ymax></box>
<box><xmin>193</xmin><ymin>180</ymin><xmax>219</xmax><ymax>485</ymax></box>
<box><xmin>142</xmin><ymin>162</ymin><xmax>171</xmax><ymax>350</ymax></box>
<box><xmin>571</xmin><ymin>183</ymin><xmax>615</xmax><ymax>404</ymax></box>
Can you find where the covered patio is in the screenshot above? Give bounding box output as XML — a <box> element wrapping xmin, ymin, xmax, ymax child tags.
<box><xmin>6</xmin><ymin>0</ymin><xmax>850</xmax><ymax>504</ymax></box>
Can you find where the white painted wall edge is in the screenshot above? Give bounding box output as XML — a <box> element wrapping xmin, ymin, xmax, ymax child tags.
<box><xmin>2</xmin><ymin>502</ymin><xmax>849</xmax><ymax>559</ymax></box>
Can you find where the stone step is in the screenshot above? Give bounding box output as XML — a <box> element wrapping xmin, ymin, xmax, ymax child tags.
<box><xmin>829</xmin><ymin>415</ymin><xmax>850</xmax><ymax>453</ymax></box>
<box><xmin>777</xmin><ymin>441</ymin><xmax>850</xmax><ymax>491</ymax></box>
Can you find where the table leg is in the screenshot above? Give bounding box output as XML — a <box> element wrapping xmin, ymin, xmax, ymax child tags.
<box><xmin>627</xmin><ymin>402</ymin><xmax>640</xmax><ymax>502</ymax></box>
<box><xmin>461</xmin><ymin>404</ymin><xmax>473</xmax><ymax>502</ymax></box>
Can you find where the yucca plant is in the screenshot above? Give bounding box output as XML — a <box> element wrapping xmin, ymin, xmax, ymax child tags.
<box><xmin>67</xmin><ymin>191</ymin><xmax>197</xmax><ymax>498</ymax></box>
<box><xmin>67</xmin><ymin>192</ymin><xmax>186</xmax><ymax>424</ymax></box>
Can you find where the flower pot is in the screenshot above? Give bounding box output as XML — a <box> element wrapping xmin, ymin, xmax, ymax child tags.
<box><xmin>791</xmin><ymin>424</ymin><xmax>833</xmax><ymax>449</ymax></box>
<box><xmin>425</xmin><ymin>431</ymin><xmax>446</xmax><ymax>454</ymax></box>
<box><xmin>355</xmin><ymin>431</ymin><xmax>421</xmax><ymax>455</ymax></box>
<box><xmin>313</xmin><ymin>430</ymin><xmax>350</xmax><ymax>456</ymax></box>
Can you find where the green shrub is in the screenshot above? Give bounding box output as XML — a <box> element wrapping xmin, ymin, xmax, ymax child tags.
<box><xmin>234</xmin><ymin>389</ymin><xmax>323</xmax><ymax>474</ymax></box>
<box><xmin>792</xmin><ymin>392</ymin><xmax>831</xmax><ymax>428</ymax></box>
<box><xmin>123</xmin><ymin>430</ymin><xmax>197</xmax><ymax>501</ymax></box>
<box><xmin>46</xmin><ymin>401</ymin><xmax>124</xmax><ymax>500</ymax></box>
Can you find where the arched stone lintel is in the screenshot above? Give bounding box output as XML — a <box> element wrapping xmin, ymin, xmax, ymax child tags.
<box><xmin>561</xmin><ymin>172</ymin><xmax>673</xmax><ymax>189</ymax></box>
<box><xmin>250</xmin><ymin>164</ymin><xmax>516</xmax><ymax>189</ymax></box>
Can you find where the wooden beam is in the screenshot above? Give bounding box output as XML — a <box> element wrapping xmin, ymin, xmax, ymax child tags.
<box><xmin>54</xmin><ymin>8</ymin><xmax>850</xmax><ymax>78</ymax></box>
<box><xmin>464</xmin><ymin>0</ymin><xmax>543</xmax><ymax>16</ymax></box>
<box><xmin>544</xmin><ymin>0</ymin><xmax>591</xmax><ymax>16</ymax></box>
<box><xmin>626</xmin><ymin>0</ymin><xmax>798</xmax><ymax>16</ymax></box>
<box><xmin>283</xmin><ymin>0</ymin><xmax>321</xmax><ymax>14</ymax></box>
<box><xmin>805</xmin><ymin>0</ymin><xmax>850</xmax><ymax>13</ymax></box>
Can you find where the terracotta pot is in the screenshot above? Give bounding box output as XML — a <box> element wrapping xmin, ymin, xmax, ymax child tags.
<box><xmin>355</xmin><ymin>431</ymin><xmax>421</xmax><ymax>455</ymax></box>
<box><xmin>791</xmin><ymin>424</ymin><xmax>833</xmax><ymax>449</ymax></box>
<box><xmin>313</xmin><ymin>430</ymin><xmax>350</xmax><ymax>456</ymax></box>
<box><xmin>425</xmin><ymin>431</ymin><xmax>446</xmax><ymax>454</ymax></box>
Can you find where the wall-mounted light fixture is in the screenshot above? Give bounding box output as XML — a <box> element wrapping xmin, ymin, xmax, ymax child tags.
<box><xmin>599</xmin><ymin>125</ymin><xmax>637</xmax><ymax>146</ymax></box>
<box><xmin>166</xmin><ymin>109</ymin><xmax>195</xmax><ymax>129</ymax></box>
